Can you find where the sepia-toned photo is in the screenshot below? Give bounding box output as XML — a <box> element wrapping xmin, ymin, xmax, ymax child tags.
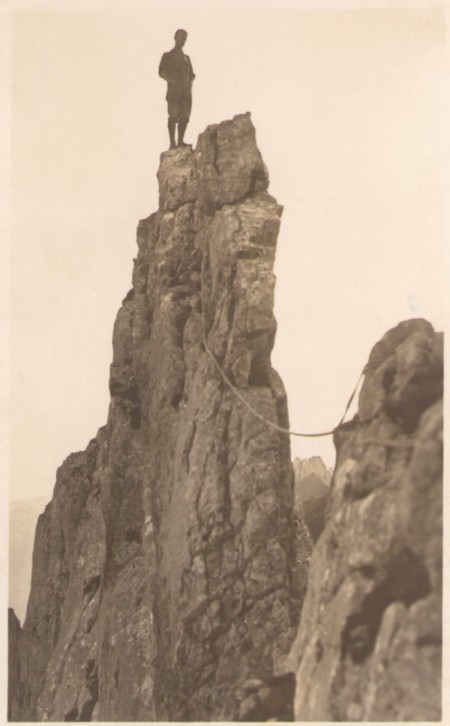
<box><xmin>3</xmin><ymin>0</ymin><xmax>445</xmax><ymax>721</ymax></box>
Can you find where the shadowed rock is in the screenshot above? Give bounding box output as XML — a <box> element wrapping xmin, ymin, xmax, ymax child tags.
<box><xmin>293</xmin><ymin>457</ymin><xmax>331</xmax><ymax>542</ymax></box>
<box><xmin>287</xmin><ymin>319</ymin><xmax>443</xmax><ymax>721</ymax></box>
<box><xmin>237</xmin><ymin>672</ymin><xmax>296</xmax><ymax>721</ymax></box>
<box><xmin>9</xmin><ymin>497</ymin><xmax>48</xmax><ymax>624</ymax></box>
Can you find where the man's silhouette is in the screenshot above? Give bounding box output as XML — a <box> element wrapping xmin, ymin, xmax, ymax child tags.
<box><xmin>159</xmin><ymin>29</ymin><xmax>195</xmax><ymax>150</ymax></box>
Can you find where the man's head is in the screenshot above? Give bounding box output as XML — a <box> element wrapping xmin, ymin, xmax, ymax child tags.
<box><xmin>174</xmin><ymin>29</ymin><xmax>187</xmax><ymax>48</ymax></box>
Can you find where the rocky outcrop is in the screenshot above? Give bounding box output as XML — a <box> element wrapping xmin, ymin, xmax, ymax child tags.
<box><xmin>293</xmin><ymin>457</ymin><xmax>331</xmax><ymax>542</ymax></box>
<box><xmin>293</xmin><ymin>456</ymin><xmax>332</xmax><ymax>497</ymax></box>
<box><xmin>288</xmin><ymin>319</ymin><xmax>443</xmax><ymax>721</ymax></box>
<box><xmin>9</xmin><ymin>497</ymin><xmax>49</xmax><ymax>623</ymax></box>
<box><xmin>20</xmin><ymin>435</ymin><xmax>154</xmax><ymax>722</ymax></box>
<box><xmin>9</xmin><ymin>113</ymin><xmax>311</xmax><ymax>721</ymax></box>
<box><xmin>8</xmin><ymin>609</ymin><xmax>22</xmax><ymax>721</ymax></box>
<box><xmin>298</xmin><ymin>495</ymin><xmax>328</xmax><ymax>544</ymax></box>
<box><xmin>9</xmin><ymin>114</ymin><xmax>442</xmax><ymax>722</ymax></box>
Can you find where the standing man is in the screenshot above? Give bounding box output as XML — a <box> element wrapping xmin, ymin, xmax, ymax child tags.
<box><xmin>159</xmin><ymin>29</ymin><xmax>195</xmax><ymax>150</ymax></box>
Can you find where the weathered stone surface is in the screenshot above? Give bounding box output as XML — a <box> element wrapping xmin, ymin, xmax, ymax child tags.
<box><xmin>9</xmin><ymin>497</ymin><xmax>48</xmax><ymax>624</ymax></box>
<box><xmin>194</xmin><ymin>112</ymin><xmax>269</xmax><ymax>211</ymax></box>
<box><xmin>12</xmin><ymin>113</ymin><xmax>441</xmax><ymax>723</ymax></box>
<box><xmin>299</xmin><ymin>495</ymin><xmax>328</xmax><ymax>544</ymax></box>
<box><xmin>8</xmin><ymin>609</ymin><xmax>22</xmax><ymax>721</ymax></box>
<box><xmin>237</xmin><ymin>672</ymin><xmax>296</xmax><ymax>721</ymax></box>
<box><xmin>10</xmin><ymin>427</ymin><xmax>155</xmax><ymax>722</ymax></box>
<box><xmin>133</xmin><ymin>115</ymin><xmax>307</xmax><ymax>721</ymax></box>
<box><xmin>287</xmin><ymin>319</ymin><xmax>443</xmax><ymax>721</ymax></box>
<box><xmin>293</xmin><ymin>456</ymin><xmax>332</xmax><ymax>502</ymax></box>
<box><xmin>9</xmin><ymin>114</ymin><xmax>308</xmax><ymax>721</ymax></box>
<box><xmin>293</xmin><ymin>456</ymin><xmax>331</xmax><ymax>542</ymax></box>
<box><xmin>157</xmin><ymin>146</ymin><xmax>197</xmax><ymax>212</ymax></box>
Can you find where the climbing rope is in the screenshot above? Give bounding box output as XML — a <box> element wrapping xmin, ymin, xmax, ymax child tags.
<box><xmin>200</xmin><ymin>259</ymin><xmax>371</xmax><ymax>438</ymax></box>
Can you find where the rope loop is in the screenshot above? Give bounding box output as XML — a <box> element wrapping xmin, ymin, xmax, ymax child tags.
<box><xmin>200</xmin><ymin>258</ymin><xmax>365</xmax><ymax>438</ymax></box>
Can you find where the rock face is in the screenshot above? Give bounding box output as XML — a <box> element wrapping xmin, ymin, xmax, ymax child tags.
<box><xmin>293</xmin><ymin>457</ymin><xmax>331</xmax><ymax>542</ymax></box>
<box><xmin>9</xmin><ymin>115</ymin><xmax>443</xmax><ymax>722</ymax></box>
<box><xmin>288</xmin><ymin>319</ymin><xmax>443</xmax><ymax>721</ymax></box>
<box><xmin>9</xmin><ymin>113</ymin><xmax>311</xmax><ymax>721</ymax></box>
<box><xmin>9</xmin><ymin>497</ymin><xmax>49</xmax><ymax>624</ymax></box>
<box><xmin>293</xmin><ymin>456</ymin><xmax>332</xmax><ymax>497</ymax></box>
<box><xmin>8</xmin><ymin>609</ymin><xmax>22</xmax><ymax>721</ymax></box>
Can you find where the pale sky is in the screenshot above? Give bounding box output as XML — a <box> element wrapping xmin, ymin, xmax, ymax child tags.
<box><xmin>4</xmin><ymin>2</ymin><xmax>447</xmax><ymax>502</ymax></box>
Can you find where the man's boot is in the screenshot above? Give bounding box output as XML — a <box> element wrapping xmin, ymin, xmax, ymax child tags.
<box><xmin>178</xmin><ymin>120</ymin><xmax>188</xmax><ymax>147</ymax></box>
<box><xmin>168</xmin><ymin>119</ymin><xmax>176</xmax><ymax>150</ymax></box>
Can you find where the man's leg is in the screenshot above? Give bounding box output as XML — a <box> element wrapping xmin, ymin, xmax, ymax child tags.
<box><xmin>167</xmin><ymin>86</ymin><xmax>180</xmax><ymax>150</ymax></box>
<box><xmin>177</xmin><ymin>119</ymin><xmax>188</xmax><ymax>147</ymax></box>
<box><xmin>168</xmin><ymin>118</ymin><xmax>177</xmax><ymax>149</ymax></box>
<box><xmin>177</xmin><ymin>90</ymin><xmax>192</xmax><ymax>147</ymax></box>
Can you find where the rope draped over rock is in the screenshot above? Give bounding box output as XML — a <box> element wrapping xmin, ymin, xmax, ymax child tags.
<box><xmin>200</xmin><ymin>257</ymin><xmax>371</xmax><ymax>438</ymax></box>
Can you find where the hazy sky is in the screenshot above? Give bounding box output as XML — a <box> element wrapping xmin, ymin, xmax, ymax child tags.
<box><xmin>4</xmin><ymin>1</ymin><xmax>446</xmax><ymax>502</ymax></box>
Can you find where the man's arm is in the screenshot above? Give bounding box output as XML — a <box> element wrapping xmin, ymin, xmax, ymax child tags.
<box><xmin>188</xmin><ymin>57</ymin><xmax>195</xmax><ymax>84</ymax></box>
<box><xmin>158</xmin><ymin>53</ymin><xmax>173</xmax><ymax>83</ymax></box>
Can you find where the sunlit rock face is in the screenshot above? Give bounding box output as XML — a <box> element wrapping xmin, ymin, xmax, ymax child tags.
<box><xmin>9</xmin><ymin>113</ymin><xmax>310</xmax><ymax>722</ymax></box>
<box><xmin>288</xmin><ymin>319</ymin><xmax>443</xmax><ymax>722</ymax></box>
<box><xmin>9</xmin><ymin>114</ymin><xmax>442</xmax><ymax>723</ymax></box>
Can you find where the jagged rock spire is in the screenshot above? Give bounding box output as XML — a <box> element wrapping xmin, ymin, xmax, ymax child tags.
<box><xmin>9</xmin><ymin>114</ymin><xmax>310</xmax><ymax>721</ymax></box>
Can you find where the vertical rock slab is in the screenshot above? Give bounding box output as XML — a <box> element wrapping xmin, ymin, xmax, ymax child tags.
<box><xmin>136</xmin><ymin>114</ymin><xmax>308</xmax><ymax>720</ymax></box>
<box><xmin>194</xmin><ymin>112</ymin><xmax>269</xmax><ymax>211</ymax></box>
<box><xmin>11</xmin><ymin>427</ymin><xmax>156</xmax><ymax>722</ymax></box>
<box><xmin>9</xmin><ymin>497</ymin><xmax>48</xmax><ymax>624</ymax></box>
<box><xmin>9</xmin><ymin>114</ymin><xmax>309</xmax><ymax>721</ymax></box>
<box><xmin>8</xmin><ymin>609</ymin><xmax>22</xmax><ymax>721</ymax></box>
<box><xmin>288</xmin><ymin>319</ymin><xmax>443</xmax><ymax>721</ymax></box>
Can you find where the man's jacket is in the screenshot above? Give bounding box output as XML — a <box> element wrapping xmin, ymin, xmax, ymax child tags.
<box><xmin>159</xmin><ymin>48</ymin><xmax>195</xmax><ymax>87</ymax></box>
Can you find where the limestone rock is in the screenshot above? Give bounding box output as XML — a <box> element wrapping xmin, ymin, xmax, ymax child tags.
<box><xmin>194</xmin><ymin>112</ymin><xmax>269</xmax><ymax>211</ymax></box>
<box><xmin>9</xmin><ymin>497</ymin><xmax>48</xmax><ymax>623</ymax></box>
<box><xmin>8</xmin><ymin>609</ymin><xmax>22</xmax><ymax>721</ymax></box>
<box><xmin>293</xmin><ymin>456</ymin><xmax>331</xmax><ymax>542</ymax></box>
<box><xmin>157</xmin><ymin>146</ymin><xmax>197</xmax><ymax>212</ymax></box>
<box><xmin>288</xmin><ymin>319</ymin><xmax>443</xmax><ymax>721</ymax></box>
<box><xmin>9</xmin><ymin>114</ymin><xmax>308</xmax><ymax>721</ymax></box>
<box><xmin>11</xmin><ymin>112</ymin><xmax>440</xmax><ymax>723</ymax></box>
<box><xmin>237</xmin><ymin>672</ymin><xmax>296</xmax><ymax>721</ymax></box>
<box><xmin>299</xmin><ymin>495</ymin><xmax>328</xmax><ymax>544</ymax></box>
<box><xmin>10</xmin><ymin>433</ymin><xmax>155</xmax><ymax>722</ymax></box>
<box><xmin>293</xmin><ymin>456</ymin><xmax>332</xmax><ymax>496</ymax></box>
